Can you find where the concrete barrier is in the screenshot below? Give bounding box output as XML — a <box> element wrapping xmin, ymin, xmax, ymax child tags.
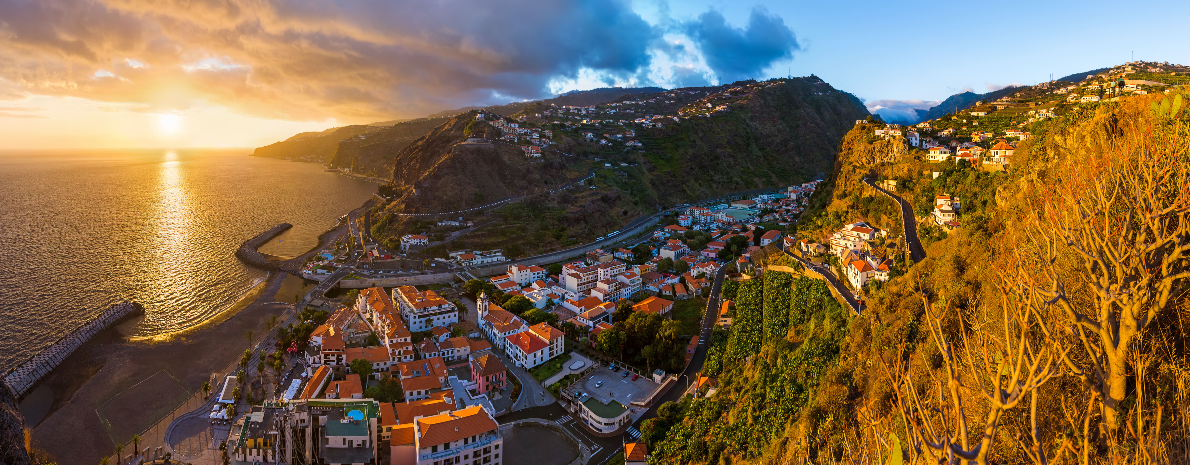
<box><xmin>4</xmin><ymin>302</ymin><xmax>144</xmax><ymax>397</ymax></box>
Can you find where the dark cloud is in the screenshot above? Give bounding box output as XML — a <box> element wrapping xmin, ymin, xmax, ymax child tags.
<box><xmin>0</xmin><ymin>0</ymin><xmax>660</xmax><ymax>121</ymax></box>
<box><xmin>682</xmin><ymin>7</ymin><xmax>798</xmax><ymax>84</ymax></box>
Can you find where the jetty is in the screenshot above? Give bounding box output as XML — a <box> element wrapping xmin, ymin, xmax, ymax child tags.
<box><xmin>4</xmin><ymin>301</ymin><xmax>144</xmax><ymax>397</ymax></box>
<box><xmin>234</xmin><ymin>223</ymin><xmax>299</xmax><ymax>274</ymax></box>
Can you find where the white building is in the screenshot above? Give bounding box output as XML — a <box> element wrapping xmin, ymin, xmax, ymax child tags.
<box><xmin>393</xmin><ymin>286</ymin><xmax>458</xmax><ymax>332</ymax></box>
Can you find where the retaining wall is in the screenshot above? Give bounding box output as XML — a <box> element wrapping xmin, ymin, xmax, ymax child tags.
<box><xmin>4</xmin><ymin>301</ymin><xmax>144</xmax><ymax>397</ymax></box>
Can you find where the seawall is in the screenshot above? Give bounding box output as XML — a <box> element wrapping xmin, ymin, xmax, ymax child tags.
<box><xmin>4</xmin><ymin>302</ymin><xmax>144</xmax><ymax>398</ymax></box>
<box><xmin>234</xmin><ymin>223</ymin><xmax>294</xmax><ymax>273</ymax></box>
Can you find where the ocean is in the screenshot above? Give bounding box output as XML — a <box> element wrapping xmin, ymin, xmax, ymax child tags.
<box><xmin>0</xmin><ymin>149</ymin><xmax>377</xmax><ymax>372</ymax></box>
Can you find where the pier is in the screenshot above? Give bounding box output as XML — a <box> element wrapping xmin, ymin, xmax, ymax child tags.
<box><xmin>234</xmin><ymin>223</ymin><xmax>299</xmax><ymax>274</ymax></box>
<box><xmin>4</xmin><ymin>301</ymin><xmax>144</xmax><ymax>397</ymax></box>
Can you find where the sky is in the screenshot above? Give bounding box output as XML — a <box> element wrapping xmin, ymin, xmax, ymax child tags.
<box><xmin>1</xmin><ymin>0</ymin><xmax>1188</xmax><ymax>149</ymax></box>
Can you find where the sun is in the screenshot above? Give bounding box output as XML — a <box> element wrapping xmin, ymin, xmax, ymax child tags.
<box><xmin>156</xmin><ymin>113</ymin><xmax>183</xmax><ymax>136</ymax></box>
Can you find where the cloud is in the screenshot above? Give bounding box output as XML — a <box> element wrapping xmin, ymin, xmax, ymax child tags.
<box><xmin>670</xmin><ymin>65</ymin><xmax>711</xmax><ymax>88</ymax></box>
<box><xmin>986</xmin><ymin>82</ymin><xmax>1023</xmax><ymax>92</ymax></box>
<box><xmin>682</xmin><ymin>7</ymin><xmax>799</xmax><ymax>84</ymax></box>
<box><xmin>0</xmin><ymin>0</ymin><xmax>661</xmax><ymax>121</ymax></box>
<box><xmin>865</xmin><ymin>99</ymin><xmax>939</xmax><ymax>125</ymax></box>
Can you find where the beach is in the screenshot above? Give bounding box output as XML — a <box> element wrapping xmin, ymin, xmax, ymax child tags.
<box><xmin>23</xmin><ymin>200</ymin><xmax>367</xmax><ymax>464</ymax></box>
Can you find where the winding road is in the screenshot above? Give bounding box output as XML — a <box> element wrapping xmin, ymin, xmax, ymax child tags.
<box><xmin>864</xmin><ymin>176</ymin><xmax>926</xmax><ymax>263</ymax></box>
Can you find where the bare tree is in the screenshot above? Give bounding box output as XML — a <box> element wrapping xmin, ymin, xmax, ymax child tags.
<box><xmin>884</xmin><ymin>289</ymin><xmax>1066</xmax><ymax>465</ymax></box>
<box><xmin>1029</xmin><ymin>113</ymin><xmax>1190</xmax><ymax>431</ymax></box>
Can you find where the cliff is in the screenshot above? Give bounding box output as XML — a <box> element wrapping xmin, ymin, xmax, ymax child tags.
<box><xmin>0</xmin><ymin>380</ymin><xmax>31</xmax><ymax>465</ymax></box>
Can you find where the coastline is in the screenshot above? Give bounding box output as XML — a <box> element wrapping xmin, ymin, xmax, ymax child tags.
<box><xmin>24</xmin><ymin>197</ymin><xmax>371</xmax><ymax>463</ymax></box>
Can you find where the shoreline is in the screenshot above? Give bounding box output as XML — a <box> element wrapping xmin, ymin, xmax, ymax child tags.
<box><xmin>25</xmin><ymin>198</ymin><xmax>371</xmax><ymax>463</ymax></box>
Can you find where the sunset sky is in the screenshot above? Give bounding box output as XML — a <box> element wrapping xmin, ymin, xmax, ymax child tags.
<box><xmin>1</xmin><ymin>0</ymin><xmax>1188</xmax><ymax>149</ymax></box>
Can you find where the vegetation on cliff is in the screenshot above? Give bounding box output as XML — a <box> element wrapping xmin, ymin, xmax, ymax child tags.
<box><xmin>648</xmin><ymin>91</ymin><xmax>1190</xmax><ymax>464</ymax></box>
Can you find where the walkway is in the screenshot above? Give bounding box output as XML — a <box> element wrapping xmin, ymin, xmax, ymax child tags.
<box><xmin>541</xmin><ymin>353</ymin><xmax>594</xmax><ymax>387</ymax></box>
<box><xmin>864</xmin><ymin>177</ymin><xmax>926</xmax><ymax>263</ymax></box>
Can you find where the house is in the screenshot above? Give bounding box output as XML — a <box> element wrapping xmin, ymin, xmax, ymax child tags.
<box><xmin>470</xmin><ymin>353</ymin><xmax>508</xmax><ymax>394</ymax></box>
<box><xmin>393</xmin><ymin>286</ymin><xmax>458</xmax><ymax>332</ymax></box>
<box><xmin>906</xmin><ymin>131</ymin><xmax>920</xmax><ymax>147</ymax></box>
<box><xmin>229</xmin><ymin>404</ymin><xmax>282</xmax><ymax>463</ymax></box>
<box><xmin>716</xmin><ymin>300</ymin><xmax>732</xmax><ymax>329</ymax></box>
<box><xmin>829</xmin><ymin>222</ymin><xmax>880</xmax><ymax>257</ymax></box>
<box><xmin>845</xmin><ymin>259</ymin><xmax>874</xmax><ymax>290</ymax></box>
<box><xmin>290</xmin><ymin>399</ymin><xmax>380</xmax><ymax>465</ymax></box>
<box><xmin>625</xmin><ymin>443</ymin><xmax>648</xmax><ymax>464</ymax></box>
<box><xmin>408</xmin><ymin>406</ymin><xmax>503</xmax><ymax>465</ymax></box>
<box><xmin>504</xmin><ymin>331</ymin><xmax>551</xmax><ymax>369</ymax></box>
<box><xmin>507</xmin><ymin>264</ymin><xmax>547</xmax><ymax>286</ymax></box>
<box><xmin>478</xmin><ymin>294</ymin><xmax>527</xmax><ymax>350</ymax></box>
<box><xmin>344</xmin><ymin>346</ymin><xmax>393</xmax><ymax>379</ymax></box>
<box><xmin>325</xmin><ymin>373</ymin><xmax>364</xmax><ymax>399</ymax></box>
<box><xmin>394</xmin><ymin>357</ymin><xmax>449</xmax><ymax>401</ymax></box>
<box><xmin>927</xmin><ymin>146</ymin><xmax>952</xmax><ymax>162</ymax></box>
<box><xmin>401</xmin><ymin>234</ymin><xmax>429</xmax><ymax>253</ymax></box>
<box><xmin>633</xmin><ymin>296</ymin><xmax>674</xmax><ymax>316</ymax></box>
<box><xmin>933</xmin><ymin>194</ymin><xmax>959</xmax><ymax>225</ymax></box>
<box><xmin>759</xmin><ymin>230</ymin><xmax>781</xmax><ymax>246</ymax></box>
<box><xmin>984</xmin><ymin>140</ymin><xmax>1015</xmax><ymax>165</ymax></box>
<box><xmin>528</xmin><ymin>323</ymin><xmax>566</xmax><ymax>361</ymax></box>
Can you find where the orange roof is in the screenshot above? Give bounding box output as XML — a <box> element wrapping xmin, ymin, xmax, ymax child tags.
<box><xmin>395</xmin><ymin>357</ymin><xmax>447</xmax><ymax>379</ymax></box>
<box><xmin>395</xmin><ymin>286</ymin><xmax>451</xmax><ymax>311</ymax></box>
<box><xmin>568</xmin><ymin>296</ymin><xmax>605</xmax><ymax>311</ymax></box>
<box><xmin>468</xmin><ymin>338</ymin><xmax>492</xmax><ymax>353</ymax></box>
<box><xmin>626</xmin><ymin>442</ymin><xmax>648</xmax><ymax>461</ymax></box>
<box><xmin>300</xmin><ymin>366</ymin><xmax>330</xmax><ymax>400</ymax></box>
<box><xmin>325</xmin><ymin>373</ymin><xmax>364</xmax><ymax>399</ymax></box>
<box><xmin>415</xmin><ymin>406</ymin><xmax>498</xmax><ymax>448</ymax></box>
<box><xmin>321</xmin><ymin>331</ymin><xmax>345</xmax><ymax>352</ymax></box>
<box><xmin>633</xmin><ymin>296</ymin><xmax>673</xmax><ymax>315</ymax></box>
<box><xmin>483</xmin><ymin>303</ymin><xmax>525</xmax><ymax>333</ymax></box>
<box><xmin>530</xmin><ymin>323</ymin><xmax>564</xmax><ymax>342</ymax></box>
<box><xmin>400</xmin><ymin>375</ymin><xmax>443</xmax><ymax>392</ymax></box>
<box><xmin>760</xmin><ymin>230</ymin><xmax>781</xmax><ymax>240</ymax></box>
<box><xmin>506</xmin><ymin>331</ymin><xmax>550</xmax><ymax>354</ymax></box>
<box><xmin>850</xmin><ymin>260</ymin><xmax>874</xmax><ymax>273</ymax></box>
<box><xmin>991</xmin><ymin>141</ymin><xmax>1015</xmax><ymax>151</ymax></box>
<box><xmin>380</xmin><ymin>402</ymin><xmax>398</xmax><ymax>427</ymax></box>
<box><xmin>391</xmin><ymin>424</ymin><xmax>416</xmax><ymax>446</ymax></box>
<box><xmin>719</xmin><ymin>300</ymin><xmax>731</xmax><ymax>317</ymax></box>
<box><xmin>394</xmin><ymin>397</ymin><xmax>455</xmax><ymax>424</ymax></box>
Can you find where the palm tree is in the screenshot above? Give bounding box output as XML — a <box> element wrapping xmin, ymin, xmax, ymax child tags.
<box><xmin>245</xmin><ymin>329</ymin><xmax>254</xmax><ymax>346</ymax></box>
<box><xmin>132</xmin><ymin>434</ymin><xmax>141</xmax><ymax>459</ymax></box>
<box><xmin>201</xmin><ymin>381</ymin><xmax>211</xmax><ymax>398</ymax></box>
<box><xmin>257</xmin><ymin>359</ymin><xmax>266</xmax><ymax>393</ymax></box>
<box><xmin>114</xmin><ymin>442</ymin><xmax>123</xmax><ymax>465</ymax></box>
<box><xmin>100</xmin><ymin>457</ymin><xmax>109</xmax><ymax>465</ymax></box>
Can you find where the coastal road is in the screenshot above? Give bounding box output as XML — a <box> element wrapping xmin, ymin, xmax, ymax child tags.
<box><xmin>864</xmin><ymin>177</ymin><xmax>926</xmax><ymax>263</ymax></box>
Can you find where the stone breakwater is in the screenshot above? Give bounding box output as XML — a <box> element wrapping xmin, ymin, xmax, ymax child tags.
<box><xmin>4</xmin><ymin>301</ymin><xmax>144</xmax><ymax>398</ymax></box>
<box><xmin>234</xmin><ymin>223</ymin><xmax>294</xmax><ymax>273</ymax></box>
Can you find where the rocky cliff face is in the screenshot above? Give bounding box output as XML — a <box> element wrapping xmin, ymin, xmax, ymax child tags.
<box><xmin>0</xmin><ymin>380</ymin><xmax>31</xmax><ymax>465</ymax></box>
<box><xmin>384</xmin><ymin>113</ymin><xmax>575</xmax><ymax>214</ymax></box>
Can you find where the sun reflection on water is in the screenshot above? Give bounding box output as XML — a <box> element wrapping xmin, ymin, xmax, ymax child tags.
<box><xmin>148</xmin><ymin>150</ymin><xmax>194</xmax><ymax>333</ymax></box>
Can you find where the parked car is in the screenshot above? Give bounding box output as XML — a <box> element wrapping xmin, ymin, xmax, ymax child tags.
<box><xmin>622</xmin><ymin>371</ymin><xmax>630</xmax><ymax>378</ymax></box>
<box><xmin>595</xmin><ymin>381</ymin><xmax>603</xmax><ymax>388</ymax></box>
<box><xmin>632</xmin><ymin>374</ymin><xmax>639</xmax><ymax>381</ymax></box>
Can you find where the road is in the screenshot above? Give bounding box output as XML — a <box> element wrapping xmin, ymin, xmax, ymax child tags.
<box><xmin>780</xmin><ymin>248</ymin><xmax>861</xmax><ymax>315</ymax></box>
<box><xmin>628</xmin><ymin>265</ymin><xmax>726</xmax><ymax>426</ymax></box>
<box><xmin>864</xmin><ymin>177</ymin><xmax>926</xmax><ymax>263</ymax></box>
